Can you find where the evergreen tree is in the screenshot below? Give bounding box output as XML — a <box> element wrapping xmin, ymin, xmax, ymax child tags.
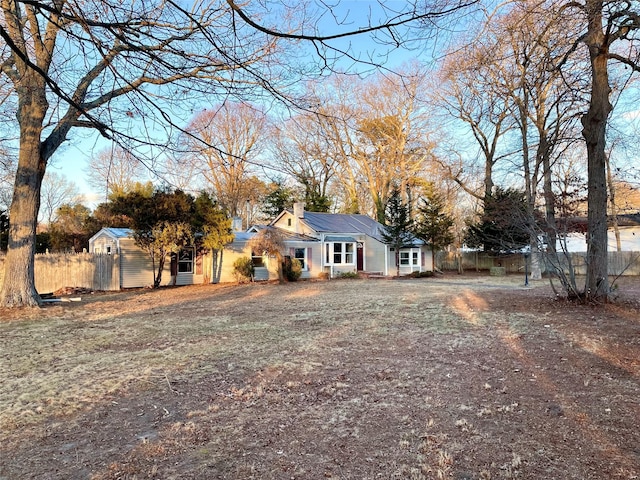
<box><xmin>262</xmin><ymin>181</ymin><xmax>295</xmax><ymax>219</ymax></box>
<box><xmin>413</xmin><ymin>189</ymin><xmax>454</xmax><ymax>270</ymax></box>
<box><xmin>465</xmin><ymin>187</ymin><xmax>530</xmax><ymax>254</ymax></box>
<box><xmin>381</xmin><ymin>186</ymin><xmax>414</xmax><ymax>277</ymax></box>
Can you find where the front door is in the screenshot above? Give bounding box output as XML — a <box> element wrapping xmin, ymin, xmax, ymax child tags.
<box><xmin>357</xmin><ymin>242</ymin><xmax>364</xmax><ymax>271</ymax></box>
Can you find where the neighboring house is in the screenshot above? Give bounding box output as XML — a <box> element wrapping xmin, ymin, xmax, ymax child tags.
<box><xmin>271</xmin><ymin>203</ymin><xmax>432</xmax><ymax>278</ymax></box>
<box><xmin>556</xmin><ymin>214</ymin><xmax>640</xmax><ymax>252</ymax></box>
<box><xmin>89</xmin><ymin>203</ymin><xmax>433</xmax><ymax>289</ymax></box>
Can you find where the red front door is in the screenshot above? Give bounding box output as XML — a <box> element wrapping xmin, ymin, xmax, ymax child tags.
<box><xmin>357</xmin><ymin>242</ymin><xmax>364</xmax><ymax>271</ymax></box>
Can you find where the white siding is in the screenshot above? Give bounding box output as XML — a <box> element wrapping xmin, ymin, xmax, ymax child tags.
<box><xmin>364</xmin><ymin>238</ymin><xmax>387</xmax><ymax>273</ymax></box>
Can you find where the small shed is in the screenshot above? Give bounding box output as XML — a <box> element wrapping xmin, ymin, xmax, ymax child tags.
<box><xmin>88</xmin><ymin>228</ymin><xmax>205</xmax><ymax>288</ymax></box>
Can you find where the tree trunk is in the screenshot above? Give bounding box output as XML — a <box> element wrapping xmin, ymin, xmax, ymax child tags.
<box><xmin>155</xmin><ymin>253</ymin><xmax>166</xmax><ymax>288</ymax></box>
<box><xmin>0</xmin><ymin>78</ymin><xmax>48</xmax><ymax>307</ymax></box>
<box><xmin>582</xmin><ymin>3</ymin><xmax>611</xmax><ymax>301</ymax></box>
<box><xmin>605</xmin><ymin>151</ymin><xmax>621</xmax><ymax>251</ymax></box>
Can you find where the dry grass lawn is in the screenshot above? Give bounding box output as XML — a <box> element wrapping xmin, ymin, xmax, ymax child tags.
<box><xmin>1</xmin><ymin>273</ymin><xmax>639</xmax><ymax>479</ymax></box>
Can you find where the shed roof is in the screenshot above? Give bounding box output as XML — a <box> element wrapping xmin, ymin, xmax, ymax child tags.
<box><xmin>102</xmin><ymin>227</ymin><xmax>133</xmax><ymax>238</ymax></box>
<box><xmin>88</xmin><ymin>227</ymin><xmax>132</xmax><ymax>244</ymax></box>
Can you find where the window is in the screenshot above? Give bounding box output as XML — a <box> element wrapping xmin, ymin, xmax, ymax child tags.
<box><xmin>345</xmin><ymin>243</ymin><xmax>354</xmax><ymax>263</ymax></box>
<box><xmin>325</xmin><ymin>242</ymin><xmax>356</xmax><ymax>265</ymax></box>
<box><xmin>333</xmin><ymin>242</ymin><xmax>342</xmax><ymax>263</ymax></box>
<box><xmin>251</xmin><ymin>251</ymin><xmax>264</xmax><ymax>267</ymax></box>
<box><xmin>294</xmin><ymin>248</ymin><xmax>306</xmax><ymax>270</ymax></box>
<box><xmin>399</xmin><ymin>249</ymin><xmax>419</xmax><ymax>267</ymax></box>
<box><xmin>178</xmin><ymin>248</ymin><xmax>194</xmax><ymax>273</ymax></box>
<box><xmin>106</xmin><ymin>245</ymin><xmax>112</xmax><ymax>255</ymax></box>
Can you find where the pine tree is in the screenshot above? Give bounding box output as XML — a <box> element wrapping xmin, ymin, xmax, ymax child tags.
<box><xmin>413</xmin><ymin>189</ymin><xmax>454</xmax><ymax>270</ymax></box>
<box><xmin>381</xmin><ymin>186</ymin><xmax>414</xmax><ymax>277</ymax></box>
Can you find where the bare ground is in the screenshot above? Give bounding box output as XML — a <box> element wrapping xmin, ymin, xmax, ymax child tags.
<box><xmin>0</xmin><ymin>273</ymin><xmax>639</xmax><ymax>480</ymax></box>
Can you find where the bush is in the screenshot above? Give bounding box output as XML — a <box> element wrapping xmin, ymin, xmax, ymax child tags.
<box><xmin>233</xmin><ymin>256</ymin><xmax>254</xmax><ymax>283</ymax></box>
<box><xmin>407</xmin><ymin>270</ymin><xmax>434</xmax><ymax>278</ymax></box>
<box><xmin>283</xmin><ymin>256</ymin><xmax>302</xmax><ymax>281</ymax></box>
<box><xmin>337</xmin><ymin>271</ymin><xmax>359</xmax><ymax>279</ymax></box>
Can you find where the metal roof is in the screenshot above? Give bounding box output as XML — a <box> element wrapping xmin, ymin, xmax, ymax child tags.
<box><xmin>102</xmin><ymin>227</ymin><xmax>133</xmax><ymax>238</ymax></box>
<box><xmin>300</xmin><ymin>212</ymin><xmax>385</xmax><ymax>241</ymax></box>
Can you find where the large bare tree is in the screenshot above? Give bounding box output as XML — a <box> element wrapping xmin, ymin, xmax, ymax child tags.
<box><xmin>556</xmin><ymin>0</ymin><xmax>640</xmax><ymax>301</ymax></box>
<box><xmin>180</xmin><ymin>102</ymin><xmax>267</xmax><ymax>218</ymax></box>
<box><xmin>435</xmin><ymin>38</ymin><xmax>518</xmax><ymax>202</ymax></box>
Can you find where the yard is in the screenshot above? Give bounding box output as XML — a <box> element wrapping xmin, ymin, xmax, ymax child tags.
<box><xmin>1</xmin><ymin>273</ymin><xmax>639</xmax><ymax>479</ymax></box>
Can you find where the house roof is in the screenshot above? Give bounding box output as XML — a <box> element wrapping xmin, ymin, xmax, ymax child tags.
<box><xmin>299</xmin><ymin>212</ymin><xmax>385</xmax><ymax>241</ymax></box>
<box><xmin>88</xmin><ymin>227</ymin><xmax>132</xmax><ymax>244</ymax></box>
<box><xmin>248</xmin><ymin>225</ymin><xmax>317</xmax><ymax>242</ymax></box>
<box><xmin>102</xmin><ymin>227</ymin><xmax>133</xmax><ymax>238</ymax></box>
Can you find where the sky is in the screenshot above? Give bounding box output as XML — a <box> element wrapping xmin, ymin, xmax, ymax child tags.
<box><xmin>49</xmin><ymin>1</ymin><xmax>433</xmax><ymax>209</ymax></box>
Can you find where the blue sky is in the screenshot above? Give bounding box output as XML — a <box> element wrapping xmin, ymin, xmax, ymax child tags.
<box><xmin>52</xmin><ymin>1</ymin><xmax>430</xmax><ymax>207</ymax></box>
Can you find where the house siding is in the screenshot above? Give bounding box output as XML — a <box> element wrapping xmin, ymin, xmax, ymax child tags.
<box><xmin>286</xmin><ymin>242</ymin><xmax>316</xmax><ymax>279</ymax></box>
<box><xmin>118</xmin><ymin>238</ymin><xmax>171</xmax><ymax>288</ymax></box>
<box><xmin>364</xmin><ymin>237</ymin><xmax>387</xmax><ymax>273</ymax></box>
<box><xmin>210</xmin><ymin>240</ymin><xmax>254</xmax><ymax>283</ymax></box>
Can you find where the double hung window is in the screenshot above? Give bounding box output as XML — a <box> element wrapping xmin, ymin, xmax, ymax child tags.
<box><xmin>399</xmin><ymin>250</ymin><xmax>419</xmax><ymax>266</ymax></box>
<box><xmin>294</xmin><ymin>248</ymin><xmax>307</xmax><ymax>270</ymax></box>
<box><xmin>178</xmin><ymin>248</ymin><xmax>194</xmax><ymax>273</ymax></box>
<box><xmin>325</xmin><ymin>242</ymin><xmax>355</xmax><ymax>265</ymax></box>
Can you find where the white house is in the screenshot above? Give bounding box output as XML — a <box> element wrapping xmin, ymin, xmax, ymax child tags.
<box><xmin>271</xmin><ymin>203</ymin><xmax>432</xmax><ymax>278</ymax></box>
<box><xmin>89</xmin><ymin>204</ymin><xmax>433</xmax><ymax>289</ymax></box>
<box><xmin>556</xmin><ymin>214</ymin><xmax>640</xmax><ymax>252</ymax></box>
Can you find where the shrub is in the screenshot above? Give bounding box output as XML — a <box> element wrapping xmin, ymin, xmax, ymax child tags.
<box><xmin>407</xmin><ymin>270</ymin><xmax>434</xmax><ymax>278</ymax></box>
<box><xmin>283</xmin><ymin>256</ymin><xmax>302</xmax><ymax>281</ymax></box>
<box><xmin>337</xmin><ymin>271</ymin><xmax>359</xmax><ymax>279</ymax></box>
<box><xmin>233</xmin><ymin>256</ymin><xmax>254</xmax><ymax>283</ymax></box>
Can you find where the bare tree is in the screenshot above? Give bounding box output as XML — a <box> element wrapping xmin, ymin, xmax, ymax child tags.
<box><xmin>485</xmin><ymin>1</ymin><xmax>585</xmax><ymax>281</ymax></box>
<box><xmin>180</xmin><ymin>102</ymin><xmax>267</xmax><ymax>218</ymax></box>
<box><xmin>270</xmin><ymin>112</ymin><xmax>337</xmax><ymax>212</ymax></box>
<box><xmin>567</xmin><ymin>0</ymin><xmax>640</xmax><ymax>301</ymax></box>
<box><xmin>434</xmin><ymin>39</ymin><xmax>516</xmax><ymax>203</ymax></box>
<box><xmin>39</xmin><ymin>171</ymin><xmax>81</xmax><ymax>226</ymax></box>
<box><xmin>85</xmin><ymin>146</ymin><xmax>145</xmax><ymax>201</ymax></box>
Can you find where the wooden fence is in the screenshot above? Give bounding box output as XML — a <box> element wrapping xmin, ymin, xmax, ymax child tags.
<box><xmin>0</xmin><ymin>253</ymin><xmax>120</xmax><ymax>294</ymax></box>
<box><xmin>437</xmin><ymin>250</ymin><xmax>640</xmax><ymax>276</ymax></box>
<box><xmin>0</xmin><ymin>249</ymin><xmax>639</xmax><ymax>296</ymax></box>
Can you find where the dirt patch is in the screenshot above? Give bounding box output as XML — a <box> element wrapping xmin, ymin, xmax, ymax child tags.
<box><xmin>1</xmin><ymin>274</ymin><xmax>639</xmax><ymax>479</ymax></box>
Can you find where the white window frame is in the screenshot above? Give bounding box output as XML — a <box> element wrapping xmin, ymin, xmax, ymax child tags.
<box><xmin>399</xmin><ymin>249</ymin><xmax>420</xmax><ymax>267</ymax></box>
<box><xmin>324</xmin><ymin>241</ymin><xmax>356</xmax><ymax>266</ymax></box>
<box><xmin>294</xmin><ymin>247</ymin><xmax>308</xmax><ymax>271</ymax></box>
